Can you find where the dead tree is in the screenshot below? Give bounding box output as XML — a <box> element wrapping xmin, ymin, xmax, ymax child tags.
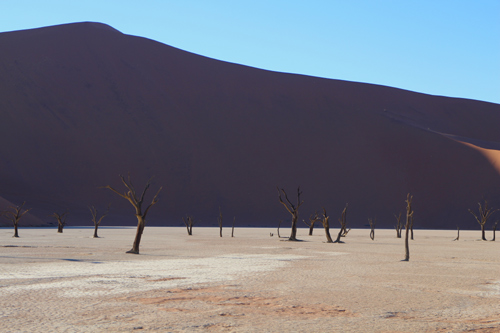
<box><xmin>231</xmin><ymin>216</ymin><xmax>235</xmax><ymax>237</ymax></box>
<box><xmin>218</xmin><ymin>207</ymin><xmax>223</xmax><ymax>237</ymax></box>
<box><xmin>468</xmin><ymin>200</ymin><xmax>498</xmax><ymax>241</ymax></box>
<box><xmin>89</xmin><ymin>204</ymin><xmax>110</xmax><ymax>238</ymax></box>
<box><xmin>394</xmin><ymin>212</ymin><xmax>402</xmax><ymax>238</ymax></box>
<box><xmin>402</xmin><ymin>193</ymin><xmax>413</xmax><ymax>262</ymax></box>
<box><xmin>277</xmin><ymin>187</ymin><xmax>304</xmax><ymax>241</ymax></box>
<box><xmin>334</xmin><ymin>204</ymin><xmax>349</xmax><ymax>243</ymax></box>
<box><xmin>492</xmin><ymin>221</ymin><xmax>498</xmax><ymax>241</ymax></box>
<box><xmin>2</xmin><ymin>202</ymin><xmax>31</xmax><ymax>238</ymax></box>
<box><xmin>277</xmin><ymin>220</ymin><xmax>282</xmax><ymax>238</ymax></box>
<box><xmin>453</xmin><ymin>226</ymin><xmax>460</xmax><ymax>241</ymax></box>
<box><xmin>303</xmin><ymin>211</ymin><xmax>320</xmax><ymax>236</ymax></box>
<box><xmin>102</xmin><ymin>175</ymin><xmax>162</xmax><ymax>254</ymax></box>
<box><xmin>321</xmin><ymin>208</ymin><xmax>334</xmax><ymax>243</ymax></box>
<box><xmin>410</xmin><ymin>214</ymin><xmax>414</xmax><ymax>240</ymax></box>
<box><xmin>182</xmin><ymin>215</ymin><xmax>195</xmax><ymax>235</ymax></box>
<box><xmin>369</xmin><ymin>218</ymin><xmax>376</xmax><ymax>240</ymax></box>
<box><xmin>51</xmin><ymin>211</ymin><xmax>68</xmax><ymax>233</ymax></box>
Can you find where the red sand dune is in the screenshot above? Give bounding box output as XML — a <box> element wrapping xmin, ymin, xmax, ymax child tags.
<box><xmin>0</xmin><ymin>22</ymin><xmax>499</xmax><ymax>229</ymax></box>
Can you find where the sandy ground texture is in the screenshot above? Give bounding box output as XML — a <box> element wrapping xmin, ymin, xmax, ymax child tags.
<box><xmin>1</xmin><ymin>226</ymin><xmax>499</xmax><ymax>332</ymax></box>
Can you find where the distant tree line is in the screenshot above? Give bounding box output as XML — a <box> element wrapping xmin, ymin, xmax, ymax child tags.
<box><xmin>1</xmin><ymin>176</ymin><xmax>498</xmax><ymax>261</ymax></box>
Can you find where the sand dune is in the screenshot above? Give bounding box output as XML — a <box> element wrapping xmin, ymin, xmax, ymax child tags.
<box><xmin>1</xmin><ymin>22</ymin><xmax>500</xmax><ymax>229</ymax></box>
<box><xmin>1</xmin><ymin>227</ymin><xmax>499</xmax><ymax>332</ymax></box>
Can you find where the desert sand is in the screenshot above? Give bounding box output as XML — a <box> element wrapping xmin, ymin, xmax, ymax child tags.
<box><xmin>2</xmin><ymin>22</ymin><xmax>500</xmax><ymax>230</ymax></box>
<box><xmin>1</xmin><ymin>226</ymin><xmax>499</xmax><ymax>332</ymax></box>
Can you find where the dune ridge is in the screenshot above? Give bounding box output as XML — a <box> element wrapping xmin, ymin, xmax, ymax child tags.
<box><xmin>1</xmin><ymin>22</ymin><xmax>500</xmax><ymax>229</ymax></box>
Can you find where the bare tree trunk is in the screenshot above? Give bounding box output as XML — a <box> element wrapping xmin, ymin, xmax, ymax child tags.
<box><xmin>403</xmin><ymin>219</ymin><xmax>410</xmax><ymax>261</ymax></box>
<box><xmin>13</xmin><ymin>223</ymin><xmax>19</xmax><ymax>238</ymax></box>
<box><xmin>492</xmin><ymin>222</ymin><xmax>497</xmax><ymax>241</ymax></box>
<box><xmin>402</xmin><ymin>194</ymin><xmax>413</xmax><ymax>262</ymax></box>
<box><xmin>334</xmin><ymin>230</ymin><xmax>342</xmax><ymax>243</ymax></box>
<box><xmin>127</xmin><ymin>216</ymin><xmax>145</xmax><ymax>254</ymax></box>
<box><xmin>324</xmin><ymin>226</ymin><xmax>333</xmax><ymax>242</ymax></box>
<box><xmin>410</xmin><ymin>215</ymin><xmax>414</xmax><ymax>240</ymax></box>
<box><xmin>469</xmin><ymin>200</ymin><xmax>497</xmax><ymax>241</ymax></box>
<box><xmin>231</xmin><ymin>217</ymin><xmax>235</xmax><ymax>237</ymax></box>
<box><xmin>52</xmin><ymin>212</ymin><xmax>68</xmax><ymax>234</ymax></box>
<box><xmin>453</xmin><ymin>226</ymin><xmax>460</xmax><ymax>241</ymax></box>
<box><xmin>102</xmin><ymin>174</ymin><xmax>162</xmax><ymax>254</ymax></box>
<box><xmin>320</xmin><ymin>208</ymin><xmax>333</xmax><ymax>243</ymax></box>
<box><xmin>277</xmin><ymin>220</ymin><xmax>282</xmax><ymax>238</ymax></box>
<box><xmin>58</xmin><ymin>218</ymin><xmax>66</xmax><ymax>233</ymax></box>
<box><xmin>218</xmin><ymin>207</ymin><xmax>223</xmax><ymax>238</ymax></box>
<box><xmin>369</xmin><ymin>218</ymin><xmax>375</xmax><ymax>240</ymax></box>
<box><xmin>3</xmin><ymin>202</ymin><xmax>31</xmax><ymax>238</ymax></box>
<box><xmin>303</xmin><ymin>212</ymin><xmax>319</xmax><ymax>236</ymax></box>
<box><xmin>277</xmin><ymin>187</ymin><xmax>303</xmax><ymax>241</ymax></box>
<box><xmin>182</xmin><ymin>216</ymin><xmax>194</xmax><ymax>235</ymax></box>
<box><xmin>333</xmin><ymin>204</ymin><xmax>348</xmax><ymax>243</ymax></box>
<box><xmin>89</xmin><ymin>204</ymin><xmax>109</xmax><ymax>238</ymax></box>
<box><xmin>324</xmin><ymin>222</ymin><xmax>333</xmax><ymax>243</ymax></box>
<box><xmin>184</xmin><ymin>220</ymin><xmax>191</xmax><ymax>235</ymax></box>
<box><xmin>289</xmin><ymin>213</ymin><xmax>298</xmax><ymax>241</ymax></box>
<box><xmin>394</xmin><ymin>213</ymin><xmax>402</xmax><ymax>238</ymax></box>
<box><xmin>57</xmin><ymin>222</ymin><xmax>65</xmax><ymax>233</ymax></box>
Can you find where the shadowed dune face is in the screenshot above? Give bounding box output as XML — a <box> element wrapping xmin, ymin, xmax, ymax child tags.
<box><xmin>0</xmin><ymin>22</ymin><xmax>499</xmax><ymax>229</ymax></box>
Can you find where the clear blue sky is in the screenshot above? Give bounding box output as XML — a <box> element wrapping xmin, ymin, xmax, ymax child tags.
<box><xmin>1</xmin><ymin>0</ymin><xmax>499</xmax><ymax>104</ymax></box>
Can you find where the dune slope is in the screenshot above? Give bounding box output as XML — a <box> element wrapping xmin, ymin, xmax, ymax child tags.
<box><xmin>0</xmin><ymin>22</ymin><xmax>499</xmax><ymax>228</ymax></box>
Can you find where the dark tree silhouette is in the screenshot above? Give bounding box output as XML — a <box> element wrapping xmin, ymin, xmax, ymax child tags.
<box><xmin>231</xmin><ymin>216</ymin><xmax>235</xmax><ymax>237</ymax></box>
<box><xmin>89</xmin><ymin>204</ymin><xmax>110</xmax><ymax>238</ymax></box>
<box><xmin>321</xmin><ymin>208</ymin><xmax>334</xmax><ymax>243</ymax></box>
<box><xmin>51</xmin><ymin>211</ymin><xmax>68</xmax><ymax>233</ymax></box>
<box><xmin>277</xmin><ymin>187</ymin><xmax>304</xmax><ymax>241</ymax></box>
<box><xmin>218</xmin><ymin>207</ymin><xmax>223</xmax><ymax>237</ymax></box>
<box><xmin>2</xmin><ymin>202</ymin><xmax>31</xmax><ymax>238</ymax></box>
<box><xmin>394</xmin><ymin>212</ymin><xmax>402</xmax><ymax>238</ymax></box>
<box><xmin>468</xmin><ymin>200</ymin><xmax>497</xmax><ymax>241</ymax></box>
<box><xmin>182</xmin><ymin>215</ymin><xmax>195</xmax><ymax>235</ymax></box>
<box><xmin>492</xmin><ymin>221</ymin><xmax>498</xmax><ymax>241</ymax></box>
<box><xmin>368</xmin><ymin>218</ymin><xmax>376</xmax><ymax>240</ymax></box>
<box><xmin>410</xmin><ymin>214</ymin><xmax>415</xmax><ymax>240</ymax></box>
<box><xmin>102</xmin><ymin>175</ymin><xmax>162</xmax><ymax>254</ymax></box>
<box><xmin>334</xmin><ymin>204</ymin><xmax>349</xmax><ymax>243</ymax></box>
<box><xmin>453</xmin><ymin>226</ymin><xmax>460</xmax><ymax>241</ymax></box>
<box><xmin>303</xmin><ymin>211</ymin><xmax>320</xmax><ymax>236</ymax></box>
<box><xmin>402</xmin><ymin>194</ymin><xmax>413</xmax><ymax>262</ymax></box>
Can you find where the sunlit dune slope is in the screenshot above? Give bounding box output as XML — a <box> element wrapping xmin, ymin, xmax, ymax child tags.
<box><xmin>1</xmin><ymin>22</ymin><xmax>499</xmax><ymax>229</ymax></box>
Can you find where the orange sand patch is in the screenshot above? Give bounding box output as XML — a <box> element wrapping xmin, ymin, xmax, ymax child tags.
<box><xmin>133</xmin><ymin>285</ymin><xmax>352</xmax><ymax>319</ymax></box>
<box><xmin>459</xmin><ymin>141</ymin><xmax>500</xmax><ymax>175</ymax></box>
